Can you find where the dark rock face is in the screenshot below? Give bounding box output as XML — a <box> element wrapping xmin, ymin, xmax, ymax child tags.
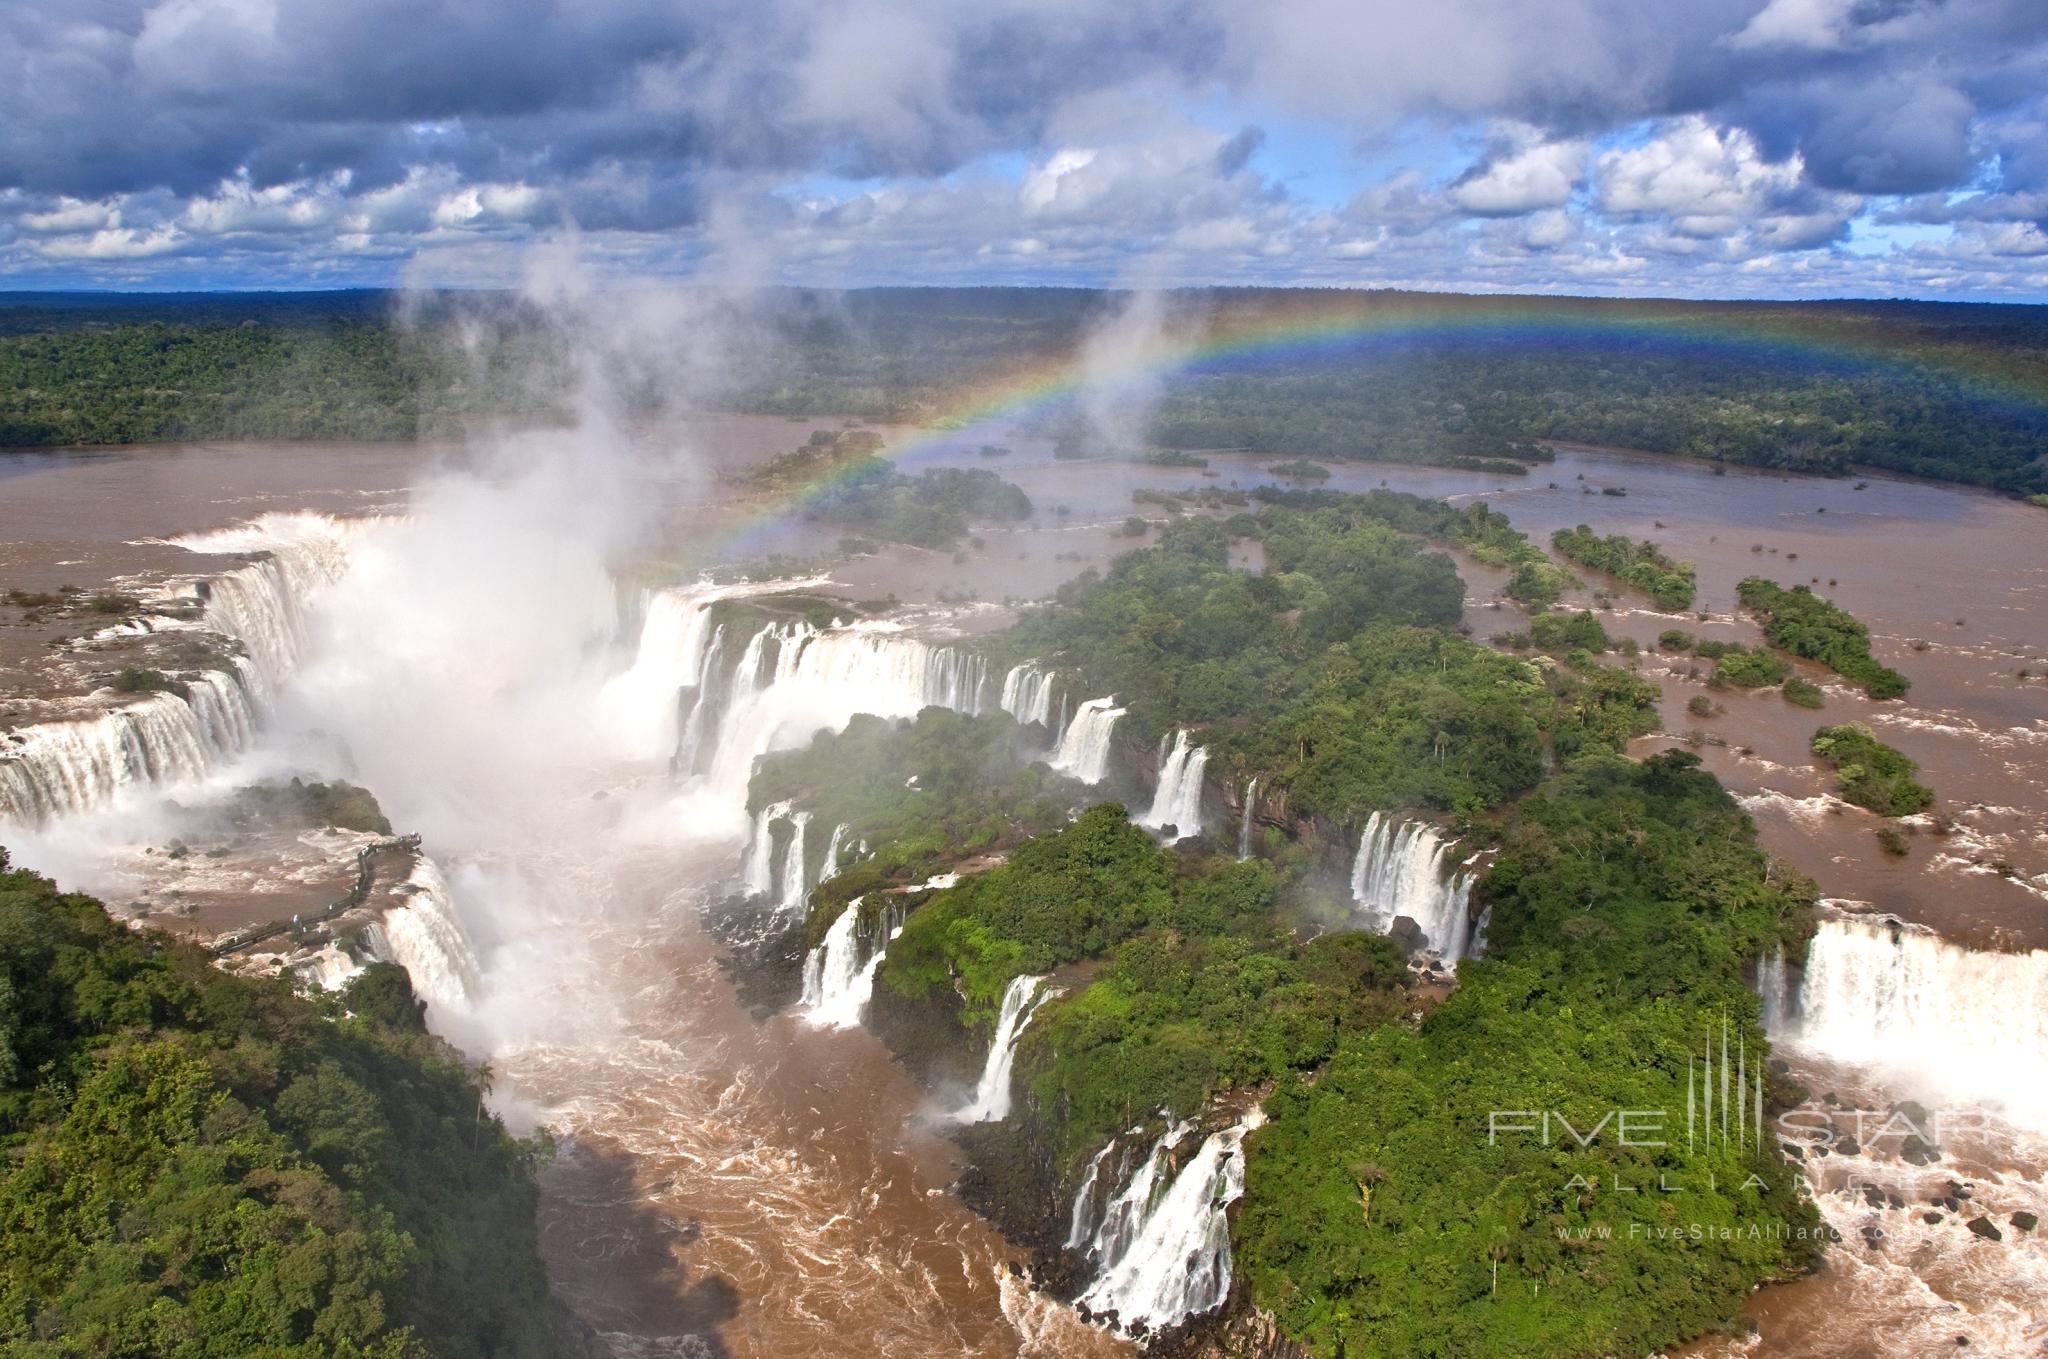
<box><xmin>2011</xmin><ymin>1211</ymin><xmax>2038</xmax><ymax>1233</ymax></box>
<box><xmin>1965</xmin><ymin>1216</ymin><xmax>2003</xmax><ymax>1242</ymax></box>
<box><xmin>950</xmin><ymin>1118</ymin><xmax>1071</xmax><ymax>1264</ymax></box>
<box><xmin>704</xmin><ymin>894</ymin><xmax>809</xmax><ymax>1018</ymax></box>
<box><xmin>1151</xmin><ymin>1299</ymin><xmax>1315</xmax><ymax>1359</ymax></box>
<box><xmin>862</xmin><ymin>971</ymin><xmax>973</xmax><ymax>1088</ymax></box>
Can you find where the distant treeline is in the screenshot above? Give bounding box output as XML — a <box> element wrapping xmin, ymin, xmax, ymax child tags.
<box><xmin>3</xmin><ymin>287</ymin><xmax>2045</xmax><ymax>495</ymax></box>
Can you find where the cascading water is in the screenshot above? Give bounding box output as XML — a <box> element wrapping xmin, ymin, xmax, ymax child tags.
<box><xmin>778</xmin><ymin>810</ymin><xmax>815</xmax><ymax>914</ymax></box>
<box><xmin>1065</xmin><ymin>1144</ymin><xmax>1116</xmax><ymax>1251</ymax></box>
<box><xmin>1350</xmin><ymin>812</ymin><xmax>1476</xmax><ymax>963</ymax></box>
<box><xmin>599</xmin><ymin>586</ymin><xmax>724</xmax><ymax>762</ymax></box>
<box><xmin>681</xmin><ymin>616</ymin><xmax>992</xmax><ymax>804</ymax></box>
<box><xmin>0</xmin><ymin>513</ymin><xmax>359</xmax><ymax>825</ymax></box>
<box><xmin>821</xmin><ymin>823</ymin><xmax>850</xmax><ymax>878</ymax></box>
<box><xmin>999</xmin><ymin>662</ymin><xmax>1060</xmax><ymax>729</ymax></box>
<box><xmin>1137</xmin><ymin>729</ymin><xmax>1207</xmax><ymax>840</ymax></box>
<box><xmin>0</xmin><ymin>675</ymin><xmax>256</xmax><ymax>823</ymax></box>
<box><xmin>1077</xmin><ymin>1109</ymin><xmax>1263</xmax><ymax>1333</ymax></box>
<box><xmin>1755</xmin><ymin>946</ymin><xmax>1795</xmax><ymax>1037</ymax></box>
<box><xmin>799</xmin><ymin>897</ymin><xmax>909</xmax><ymax>1030</ymax></box>
<box><xmin>1080</xmin><ymin>1119</ymin><xmax>1190</xmax><ymax>1278</ymax></box>
<box><xmin>1777</xmin><ymin>917</ymin><xmax>2048</xmax><ymax>1128</ymax></box>
<box><xmin>672</xmin><ymin>625</ymin><xmax>727</xmax><ymax>774</ymax></box>
<box><xmin>378</xmin><ymin>857</ymin><xmax>484</xmax><ymax>1017</ymax></box>
<box><xmin>952</xmin><ymin>975</ymin><xmax>1055</xmax><ymax>1124</ymax></box>
<box><xmin>1048</xmin><ymin>698</ymin><xmax>1125</xmax><ymax>785</ymax></box>
<box><xmin>742</xmin><ymin>800</ymin><xmax>793</xmax><ymax>898</ymax></box>
<box><xmin>167</xmin><ymin>511</ymin><xmax>362</xmax><ymax>691</ymax></box>
<box><xmin>1236</xmin><ymin>779</ymin><xmax>1258</xmax><ymax>860</ymax></box>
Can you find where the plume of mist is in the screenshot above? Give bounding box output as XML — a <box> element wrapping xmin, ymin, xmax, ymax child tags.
<box><xmin>260</xmin><ymin>236</ymin><xmax>799</xmax><ymax>1050</ymax></box>
<box><xmin>1071</xmin><ymin>284</ymin><xmax>1191</xmax><ymax>454</ymax></box>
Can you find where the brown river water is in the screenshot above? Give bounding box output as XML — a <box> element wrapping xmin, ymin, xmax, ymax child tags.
<box><xmin>2</xmin><ymin>418</ymin><xmax>2044</xmax><ymax>1356</ymax></box>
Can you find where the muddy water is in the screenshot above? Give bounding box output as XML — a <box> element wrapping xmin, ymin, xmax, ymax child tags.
<box><xmin>1676</xmin><ymin>1049</ymin><xmax>2048</xmax><ymax>1359</ymax></box>
<box><xmin>484</xmin><ymin>835</ymin><xmax>1123</xmax><ymax>1359</ymax></box>
<box><xmin>861</xmin><ymin>432</ymin><xmax>2048</xmax><ymax>949</ymax></box>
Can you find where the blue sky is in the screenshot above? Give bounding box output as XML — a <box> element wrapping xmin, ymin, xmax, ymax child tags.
<box><xmin>2</xmin><ymin>0</ymin><xmax>2046</xmax><ymax>298</ymax></box>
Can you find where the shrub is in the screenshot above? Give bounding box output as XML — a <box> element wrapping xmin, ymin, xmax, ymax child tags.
<box><xmin>1529</xmin><ymin>609</ymin><xmax>1610</xmax><ymax>653</ymax></box>
<box><xmin>1782</xmin><ymin>676</ymin><xmax>1825</xmax><ymax>709</ymax></box>
<box><xmin>1811</xmin><ymin>723</ymin><xmax>1934</xmax><ymax>816</ymax></box>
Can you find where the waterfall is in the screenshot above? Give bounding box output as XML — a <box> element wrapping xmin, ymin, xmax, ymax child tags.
<box><xmin>1237</xmin><ymin>779</ymin><xmax>1258</xmax><ymax>860</ymax></box>
<box><xmin>166</xmin><ymin>511</ymin><xmax>362</xmax><ymax>691</ymax></box>
<box><xmin>687</xmin><ymin>618</ymin><xmax>992</xmax><ymax>801</ymax></box>
<box><xmin>999</xmin><ymin>662</ymin><xmax>1060</xmax><ymax>728</ymax></box>
<box><xmin>598</xmin><ymin>586</ymin><xmax>723</xmax><ymax>762</ymax></box>
<box><xmin>1048</xmin><ymin>697</ymin><xmax>1126</xmax><ymax>785</ymax></box>
<box><xmin>1078</xmin><ymin>1109</ymin><xmax>1264</xmax><ymax>1333</ymax></box>
<box><xmin>1065</xmin><ymin>1144</ymin><xmax>1116</xmax><ymax>1250</ymax></box>
<box><xmin>1</xmin><ymin>513</ymin><xmax>359</xmax><ymax>825</ymax></box>
<box><xmin>777</xmin><ymin>810</ymin><xmax>815</xmax><ymax>914</ymax></box>
<box><xmin>378</xmin><ymin>857</ymin><xmax>484</xmax><ymax>1016</ymax></box>
<box><xmin>952</xmin><ymin>975</ymin><xmax>1055</xmax><ymax>1124</ymax></box>
<box><xmin>1350</xmin><ymin>812</ymin><xmax>1476</xmax><ymax>963</ymax></box>
<box><xmin>295</xmin><ymin>944</ymin><xmax>366</xmax><ymax>994</ymax></box>
<box><xmin>1082</xmin><ymin>1119</ymin><xmax>1191</xmax><ymax>1277</ymax></box>
<box><xmin>742</xmin><ymin>800</ymin><xmax>792</xmax><ymax>898</ymax></box>
<box><xmin>1137</xmin><ymin>729</ymin><xmax>1207</xmax><ymax>840</ymax></box>
<box><xmin>0</xmin><ymin>675</ymin><xmax>258</xmax><ymax>823</ymax></box>
<box><xmin>1780</xmin><ymin>917</ymin><xmax>2048</xmax><ymax>1128</ymax></box>
<box><xmin>821</xmin><ymin>823</ymin><xmax>850</xmax><ymax>879</ymax></box>
<box><xmin>1756</xmin><ymin>946</ymin><xmax>1795</xmax><ymax>1038</ymax></box>
<box><xmin>798</xmin><ymin>897</ymin><xmax>908</xmax><ymax>1029</ymax></box>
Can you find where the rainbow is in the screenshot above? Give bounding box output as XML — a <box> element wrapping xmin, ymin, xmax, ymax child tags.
<box><xmin>710</xmin><ymin>290</ymin><xmax>2048</xmax><ymax>555</ymax></box>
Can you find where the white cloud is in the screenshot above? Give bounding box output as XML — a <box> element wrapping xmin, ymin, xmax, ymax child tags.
<box><xmin>1450</xmin><ymin>127</ymin><xmax>1589</xmax><ymax>215</ymax></box>
<box><xmin>1728</xmin><ymin>0</ymin><xmax>1862</xmax><ymax>51</ymax></box>
<box><xmin>1596</xmin><ymin>116</ymin><xmax>1852</xmax><ymax>250</ymax></box>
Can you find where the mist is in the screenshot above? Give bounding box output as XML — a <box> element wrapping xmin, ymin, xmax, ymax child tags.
<box><xmin>1071</xmin><ymin>285</ymin><xmax>1187</xmax><ymax>453</ymax></box>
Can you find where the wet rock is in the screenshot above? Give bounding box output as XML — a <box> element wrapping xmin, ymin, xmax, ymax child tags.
<box><xmin>1887</xmin><ymin>1191</ymin><xmax>1906</xmax><ymax>1210</ymax></box>
<box><xmin>1861</xmin><ymin>1185</ymin><xmax>1888</xmax><ymax>1209</ymax></box>
<box><xmin>1965</xmin><ymin>1216</ymin><xmax>2002</xmax><ymax>1242</ymax></box>
<box><xmin>1860</xmin><ymin>1224</ymin><xmax>1886</xmax><ymax>1250</ymax></box>
<box><xmin>1923</xmin><ymin>1212</ymin><xmax>1944</xmax><ymax>1225</ymax></box>
<box><xmin>2011</xmin><ymin>1211</ymin><xmax>2038</xmax><ymax>1233</ymax></box>
<box><xmin>1900</xmin><ymin>1135</ymin><xmax>1939</xmax><ymax>1166</ymax></box>
<box><xmin>1948</xmin><ymin>1180</ymin><xmax>1973</xmax><ymax>1200</ymax></box>
<box><xmin>1836</xmin><ymin>1137</ymin><xmax>1861</xmax><ymax>1156</ymax></box>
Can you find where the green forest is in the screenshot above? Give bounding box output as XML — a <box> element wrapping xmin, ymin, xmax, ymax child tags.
<box><xmin>5</xmin><ymin>289</ymin><xmax>2046</xmax><ymax>498</ymax></box>
<box><xmin>0</xmin><ymin>850</ymin><xmax>559</xmax><ymax>1358</ymax></box>
<box><xmin>1810</xmin><ymin>723</ymin><xmax>1935</xmax><ymax>816</ymax></box>
<box><xmin>1735</xmin><ymin>579</ymin><xmax>1909</xmax><ymax>699</ymax></box>
<box><xmin>1237</xmin><ymin>753</ymin><xmax>1821</xmax><ymax>1357</ymax></box>
<box><xmin>1550</xmin><ymin>526</ymin><xmax>1697</xmax><ymax>610</ymax></box>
